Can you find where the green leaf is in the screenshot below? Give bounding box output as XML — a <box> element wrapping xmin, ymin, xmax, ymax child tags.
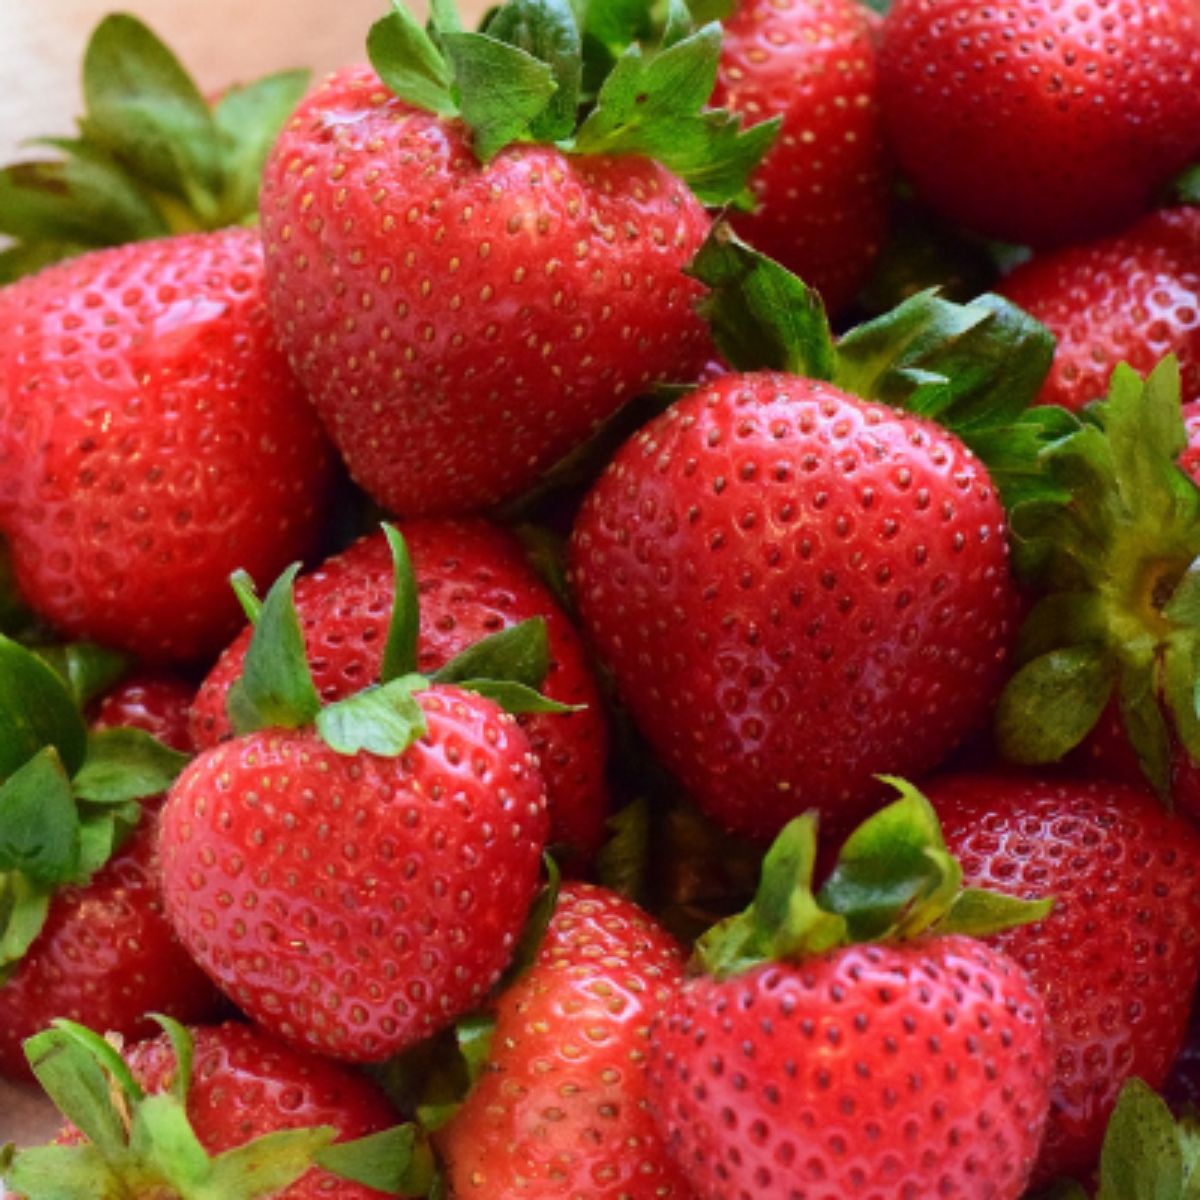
<box><xmin>227</xmin><ymin>564</ymin><xmax>321</xmax><ymax>735</ymax></box>
<box><xmin>316</xmin><ymin>676</ymin><xmax>429</xmax><ymax>757</ymax></box>
<box><xmin>229</xmin><ymin>569</ymin><xmax>263</xmax><ymax>623</ymax></box>
<box><xmin>81</xmin><ymin>14</ymin><xmax>222</xmax><ymax>213</ymax></box>
<box><xmin>1097</xmin><ymin>1079</ymin><xmax>1185</xmax><ymax>1200</ymax></box>
<box><xmin>595</xmin><ymin>797</ymin><xmax>651</xmax><ymax>902</ymax></box>
<box><xmin>72</xmin><ymin>729</ymin><xmax>189</xmax><ymax>805</ymax></box>
<box><xmin>433</xmin><ymin>618</ymin><xmax>551</xmax><ymax>689</ymax></box>
<box><xmin>995</xmin><ymin>647</ymin><xmax>1116</xmax><ymax>764</ymax></box>
<box><xmin>381</xmin><ymin>525</ymin><xmax>421</xmax><ymax>684</ymax></box>
<box><xmin>1118</xmin><ymin>660</ymin><xmax>1175</xmax><ymax>801</ymax></box>
<box><xmin>0</xmin><ymin>874</ymin><xmax>53</xmax><ymax>978</ymax></box>
<box><xmin>0</xmin><ymin>635</ymin><xmax>89</xmax><ymax>779</ymax></box>
<box><xmin>687</xmin><ymin>222</ymin><xmax>837</xmax><ymax>379</ymax></box>
<box><xmin>440</xmin><ymin>31</ymin><xmax>559</xmax><ymax>161</ymax></box>
<box><xmin>415</xmin><ymin>1013</ymin><xmax>498</xmax><ymax>1131</ymax></box>
<box><xmin>130</xmin><ymin>1094</ymin><xmax>212</xmax><ymax>1193</ymax></box>
<box><xmin>317</xmin><ymin>1126</ymin><xmax>436</xmax><ymax>1197</ymax></box>
<box><xmin>367</xmin><ymin>3</ymin><xmax>457</xmax><ymax>116</ymax></box>
<box><xmin>452</xmin><ymin>679</ymin><xmax>576</xmax><ymax>713</ymax></box>
<box><xmin>1</xmin><ymin>1143</ymin><xmax>126</xmax><ymax>1200</ymax></box>
<box><xmin>0</xmin><ymin>749</ymin><xmax>81</xmax><ymax>888</ymax></box>
<box><xmin>1174</xmin><ymin>164</ymin><xmax>1200</xmax><ymax>206</ymax></box>
<box><xmin>939</xmin><ymin>888</ymin><xmax>1053</xmax><ymax>938</ymax></box>
<box><xmin>213</xmin><ymin>69</ymin><xmax>311</xmax><ymax>220</ymax></box>
<box><xmin>31</xmin><ymin>643</ymin><xmax>128</xmax><ymax>711</ymax></box>
<box><xmin>150</xmin><ymin>1015</ymin><xmax>195</xmax><ymax>1106</ymax></box>
<box><xmin>497</xmin><ymin>855</ymin><xmax>561</xmax><ymax>989</ymax></box>
<box><xmin>205</xmin><ymin>1128</ymin><xmax>338</xmax><ymax>1199</ymax></box>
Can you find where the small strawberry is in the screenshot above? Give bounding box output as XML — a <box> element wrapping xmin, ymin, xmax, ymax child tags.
<box><xmin>712</xmin><ymin>0</ymin><xmax>891</xmax><ymax>314</ymax></box>
<box><xmin>0</xmin><ymin>642</ymin><xmax>214</xmax><ymax>1081</ymax></box>
<box><xmin>646</xmin><ymin>780</ymin><xmax>1053</xmax><ymax>1199</ymax></box>
<box><xmin>878</xmin><ymin>0</ymin><xmax>1200</xmax><ymax>246</ymax></box>
<box><xmin>190</xmin><ymin>520</ymin><xmax>610</xmax><ymax>861</ymax></box>
<box><xmin>926</xmin><ymin>771</ymin><xmax>1200</xmax><ymax>1183</ymax></box>
<box><xmin>1</xmin><ymin>1017</ymin><xmax>431</xmax><ymax>1200</ymax></box>
<box><xmin>1000</xmin><ymin>207</ymin><xmax>1200</xmax><ymax>413</ymax></box>
<box><xmin>93</xmin><ymin>672</ymin><xmax>197</xmax><ymax>753</ymax></box>
<box><xmin>0</xmin><ymin>227</ymin><xmax>336</xmax><ymax>664</ymax></box>
<box><xmin>570</xmin><ymin>230</ymin><xmax>1049</xmax><ymax>840</ymax></box>
<box><xmin>437</xmin><ymin>883</ymin><xmax>695</xmax><ymax>1198</ymax></box>
<box><xmin>260</xmin><ymin>0</ymin><xmax>776</xmax><ymax>516</ymax></box>
<box><xmin>159</xmin><ymin>531</ymin><xmax>559</xmax><ymax>1062</ymax></box>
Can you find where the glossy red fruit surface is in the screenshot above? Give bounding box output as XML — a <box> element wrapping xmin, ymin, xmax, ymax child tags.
<box><xmin>0</xmin><ymin>228</ymin><xmax>336</xmax><ymax>664</ymax></box>
<box><xmin>879</xmin><ymin>0</ymin><xmax>1200</xmax><ymax>246</ymax></box>
<box><xmin>190</xmin><ymin>521</ymin><xmax>609</xmax><ymax>861</ymax></box>
<box><xmin>260</xmin><ymin>66</ymin><xmax>714</xmax><ymax>517</ymax></box>
<box><xmin>160</xmin><ymin>686</ymin><xmax>549</xmax><ymax>1062</ymax></box>
<box><xmin>92</xmin><ymin>672</ymin><xmax>196</xmax><ymax>754</ymax></box>
<box><xmin>713</xmin><ymin>0</ymin><xmax>890</xmax><ymax>315</ymax></box>
<box><xmin>1001</xmin><ymin>208</ymin><xmax>1200</xmax><ymax>412</ymax></box>
<box><xmin>440</xmin><ymin>883</ymin><xmax>694</xmax><ymax>1199</ymax></box>
<box><xmin>647</xmin><ymin>937</ymin><xmax>1052</xmax><ymax>1199</ymax></box>
<box><xmin>928</xmin><ymin>772</ymin><xmax>1200</xmax><ymax>1181</ymax></box>
<box><xmin>569</xmin><ymin>372</ymin><xmax>1019</xmax><ymax>840</ymax></box>
<box><xmin>121</xmin><ymin>1022</ymin><xmax>398</xmax><ymax>1200</ymax></box>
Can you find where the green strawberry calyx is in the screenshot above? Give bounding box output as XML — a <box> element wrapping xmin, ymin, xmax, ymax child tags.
<box><xmin>226</xmin><ymin>523</ymin><xmax>577</xmax><ymax>757</ymax></box>
<box><xmin>0</xmin><ymin>1016</ymin><xmax>433</xmax><ymax>1200</ymax></box>
<box><xmin>0</xmin><ymin>13</ymin><xmax>311</xmax><ymax>283</ymax></box>
<box><xmin>695</xmin><ymin>778</ymin><xmax>1052</xmax><ymax>981</ymax></box>
<box><xmin>995</xmin><ymin>357</ymin><xmax>1200</xmax><ymax>796</ymax></box>
<box><xmin>688</xmin><ymin>221</ymin><xmax>1071</xmax><ymax>509</ymax></box>
<box><xmin>366</xmin><ymin>0</ymin><xmax>777</xmax><ymax>206</ymax></box>
<box><xmin>0</xmin><ymin>637</ymin><xmax>188</xmax><ymax>982</ymax></box>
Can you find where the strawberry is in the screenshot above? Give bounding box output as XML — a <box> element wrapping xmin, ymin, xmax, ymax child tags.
<box><xmin>878</xmin><ymin>0</ymin><xmax>1200</xmax><ymax>247</ymax></box>
<box><xmin>189</xmin><ymin>520</ymin><xmax>610</xmax><ymax>861</ymax></box>
<box><xmin>646</xmin><ymin>781</ymin><xmax>1053</xmax><ymax>1199</ymax></box>
<box><xmin>926</xmin><ymin>772</ymin><xmax>1200</xmax><ymax>1182</ymax></box>
<box><xmin>260</xmin><ymin>0</ymin><xmax>776</xmax><ymax>516</ymax></box>
<box><xmin>159</xmin><ymin>535</ymin><xmax>556</xmax><ymax>1062</ymax></box>
<box><xmin>568</xmin><ymin>230</ymin><xmax>1058</xmax><ymax>839</ymax></box>
<box><xmin>2</xmin><ymin>1018</ymin><xmax>428</xmax><ymax>1200</ymax></box>
<box><xmin>93</xmin><ymin>672</ymin><xmax>196</xmax><ymax>753</ymax></box>
<box><xmin>712</xmin><ymin>0</ymin><xmax>891</xmax><ymax>315</ymax></box>
<box><xmin>0</xmin><ymin>227</ymin><xmax>336</xmax><ymax>664</ymax></box>
<box><xmin>1000</xmin><ymin>207</ymin><xmax>1200</xmax><ymax>413</ymax></box>
<box><xmin>0</xmin><ymin>644</ymin><xmax>213</xmax><ymax>1081</ymax></box>
<box><xmin>437</xmin><ymin>882</ymin><xmax>695</xmax><ymax>1198</ymax></box>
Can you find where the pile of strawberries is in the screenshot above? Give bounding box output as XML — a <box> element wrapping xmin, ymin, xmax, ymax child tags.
<box><xmin>2</xmin><ymin>0</ymin><xmax>1200</xmax><ymax>1196</ymax></box>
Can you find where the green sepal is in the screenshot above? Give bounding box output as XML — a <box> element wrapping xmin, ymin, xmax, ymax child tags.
<box><xmin>0</xmin><ymin>874</ymin><xmax>52</xmax><ymax>983</ymax></box>
<box><xmin>316</xmin><ymin>675</ymin><xmax>429</xmax><ymax>757</ymax></box>
<box><xmin>380</xmin><ymin>525</ymin><xmax>421</xmax><ymax>684</ymax></box>
<box><xmin>229</xmin><ymin>569</ymin><xmax>263</xmax><ymax>623</ymax></box>
<box><xmin>227</xmin><ymin>564</ymin><xmax>322</xmax><ymax>735</ymax></box>
<box><xmin>686</xmin><ymin>222</ymin><xmax>837</xmax><ymax>379</ymax></box>
<box><xmin>31</xmin><ymin>643</ymin><xmax>129</xmax><ymax>712</ymax></box>
<box><xmin>71</xmin><ymin>728</ymin><xmax>189</xmax><ymax>805</ymax></box>
<box><xmin>367</xmin><ymin>2</ymin><xmax>457</xmax><ymax>116</ymax></box>
<box><xmin>595</xmin><ymin>797</ymin><xmax>651</xmax><ymax>903</ymax></box>
<box><xmin>497</xmin><ymin>854</ymin><xmax>562</xmax><ymax>990</ymax></box>
<box><xmin>316</xmin><ymin>1125</ymin><xmax>436</xmax><ymax>1197</ymax></box>
<box><xmin>1095</xmin><ymin>1079</ymin><xmax>1200</xmax><ymax>1200</ymax></box>
<box><xmin>0</xmin><ymin>1143</ymin><xmax>126</xmax><ymax>1200</ymax></box>
<box><xmin>0</xmin><ymin>635</ymin><xmax>89</xmax><ymax>779</ymax></box>
<box><xmin>0</xmin><ymin>749</ymin><xmax>82</xmax><ymax>889</ymax></box>
<box><xmin>694</xmin><ymin>778</ymin><xmax>1052</xmax><ymax>980</ymax></box>
<box><xmin>433</xmin><ymin>617</ymin><xmax>551</xmax><ymax>690</ymax></box>
<box><xmin>452</xmin><ymin>679</ymin><xmax>577</xmax><ymax>713</ymax></box>
<box><xmin>1173</xmin><ymin>164</ymin><xmax>1200</xmax><ymax>206</ymax></box>
<box><xmin>415</xmin><ymin>1014</ymin><xmax>498</xmax><ymax>1132</ymax></box>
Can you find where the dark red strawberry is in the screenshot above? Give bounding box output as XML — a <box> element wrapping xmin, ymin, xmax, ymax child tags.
<box><xmin>878</xmin><ymin>0</ymin><xmax>1200</xmax><ymax>246</ymax></box>
<box><xmin>1000</xmin><ymin>207</ymin><xmax>1200</xmax><ymax>413</ymax></box>
<box><xmin>570</xmin><ymin>370</ymin><xmax>1019</xmax><ymax>840</ymax></box>
<box><xmin>438</xmin><ymin>883</ymin><xmax>694</xmax><ymax>1199</ymax></box>
<box><xmin>259</xmin><ymin>0</ymin><xmax>777</xmax><ymax>516</ymax></box>
<box><xmin>646</xmin><ymin>782</ymin><xmax>1053</xmax><ymax>1199</ymax></box>
<box><xmin>927</xmin><ymin>772</ymin><xmax>1200</xmax><ymax>1182</ymax></box>
<box><xmin>713</xmin><ymin>0</ymin><xmax>890</xmax><ymax>314</ymax></box>
<box><xmin>0</xmin><ymin>227</ymin><xmax>336</xmax><ymax>665</ymax></box>
<box><xmin>93</xmin><ymin>672</ymin><xmax>196</xmax><ymax>753</ymax></box>
<box><xmin>189</xmin><ymin>521</ymin><xmax>610</xmax><ymax>861</ymax></box>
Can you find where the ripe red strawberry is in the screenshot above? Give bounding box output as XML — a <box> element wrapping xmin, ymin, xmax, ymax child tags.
<box><xmin>0</xmin><ymin>669</ymin><xmax>221</xmax><ymax>1082</ymax></box>
<box><xmin>438</xmin><ymin>883</ymin><xmax>695</xmax><ymax>1199</ymax></box>
<box><xmin>1000</xmin><ymin>207</ymin><xmax>1200</xmax><ymax>413</ymax></box>
<box><xmin>189</xmin><ymin>521</ymin><xmax>610</xmax><ymax>861</ymax></box>
<box><xmin>712</xmin><ymin>0</ymin><xmax>890</xmax><ymax>314</ymax></box>
<box><xmin>646</xmin><ymin>783</ymin><xmax>1053</xmax><ymax>1199</ymax></box>
<box><xmin>926</xmin><ymin>772</ymin><xmax>1200</xmax><ymax>1181</ymax></box>
<box><xmin>570</xmin><ymin>370</ymin><xmax>1019</xmax><ymax>840</ymax></box>
<box><xmin>0</xmin><ymin>227</ymin><xmax>336</xmax><ymax>664</ymax></box>
<box><xmin>257</xmin><ymin>0</ymin><xmax>777</xmax><ymax>517</ymax></box>
<box><xmin>878</xmin><ymin>0</ymin><xmax>1200</xmax><ymax>247</ymax></box>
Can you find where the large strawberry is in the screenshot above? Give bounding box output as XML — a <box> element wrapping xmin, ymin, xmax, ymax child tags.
<box><xmin>2</xmin><ymin>1017</ymin><xmax>430</xmax><ymax>1199</ymax></box>
<box><xmin>0</xmin><ymin>643</ymin><xmax>215</xmax><ymax>1080</ymax></box>
<box><xmin>1000</xmin><ymin>207</ymin><xmax>1200</xmax><ymax>413</ymax></box>
<box><xmin>438</xmin><ymin>883</ymin><xmax>694</xmax><ymax>1198</ymax></box>
<box><xmin>712</xmin><ymin>0</ymin><xmax>890</xmax><ymax>314</ymax></box>
<box><xmin>569</xmin><ymin>230</ymin><xmax>1054</xmax><ymax>840</ymax></box>
<box><xmin>260</xmin><ymin>0</ymin><xmax>775</xmax><ymax>516</ymax></box>
<box><xmin>159</xmin><ymin>532</ymin><xmax>558</xmax><ymax>1062</ymax></box>
<box><xmin>878</xmin><ymin>0</ymin><xmax>1200</xmax><ymax>247</ymax></box>
<box><xmin>189</xmin><ymin>520</ymin><xmax>610</xmax><ymax>861</ymax></box>
<box><xmin>927</xmin><ymin>772</ymin><xmax>1200</xmax><ymax>1182</ymax></box>
<box><xmin>0</xmin><ymin>227</ymin><xmax>336</xmax><ymax>664</ymax></box>
<box><xmin>646</xmin><ymin>781</ymin><xmax>1053</xmax><ymax>1199</ymax></box>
